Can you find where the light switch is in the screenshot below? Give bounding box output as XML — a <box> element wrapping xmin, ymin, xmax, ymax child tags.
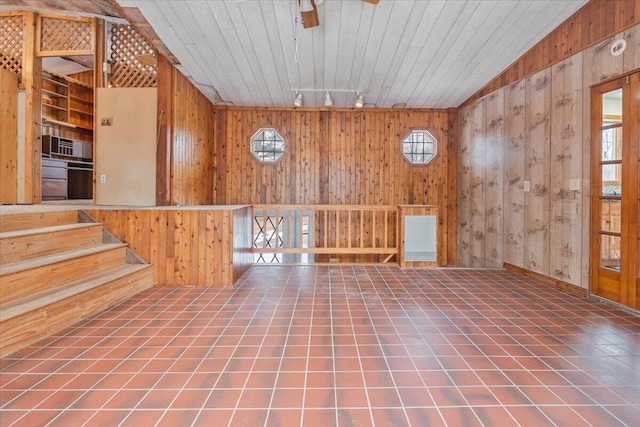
<box><xmin>523</xmin><ymin>180</ymin><xmax>530</xmax><ymax>192</ymax></box>
<box><xmin>569</xmin><ymin>179</ymin><xmax>580</xmax><ymax>191</ymax></box>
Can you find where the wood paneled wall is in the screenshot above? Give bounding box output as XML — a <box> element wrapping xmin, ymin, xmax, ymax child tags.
<box><xmin>85</xmin><ymin>207</ymin><xmax>253</xmax><ymax>287</ymax></box>
<box><xmin>465</xmin><ymin>0</ymin><xmax>640</xmax><ymax>106</ymax></box>
<box><xmin>156</xmin><ymin>61</ymin><xmax>216</xmax><ymax>206</ymax></box>
<box><xmin>0</xmin><ymin>69</ymin><xmax>18</xmax><ymax>204</ymax></box>
<box><xmin>457</xmin><ymin>23</ymin><xmax>640</xmax><ymax>288</ymax></box>
<box><xmin>209</xmin><ymin>108</ymin><xmax>457</xmax><ymax>265</ymax></box>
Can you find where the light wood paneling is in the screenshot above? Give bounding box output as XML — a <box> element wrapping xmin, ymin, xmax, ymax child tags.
<box><xmin>583</xmin><ymin>38</ymin><xmax>625</xmax><ymax>87</ymax></box>
<box><xmin>550</xmin><ymin>54</ymin><xmax>583</xmax><ymax>286</ymax></box>
<box><xmin>457</xmin><ymin>24</ymin><xmax>639</xmax><ymax>287</ymax></box>
<box><xmin>213</xmin><ymin>108</ymin><xmax>456</xmax><ymax>265</ymax></box>
<box><xmin>525</xmin><ymin>69</ymin><xmax>551</xmax><ymax>275</ymax></box>
<box><xmin>623</xmin><ymin>26</ymin><xmax>639</xmax><ymax>73</ymax></box>
<box><xmin>484</xmin><ymin>90</ymin><xmax>504</xmax><ymax>268</ymax></box>
<box><xmin>22</xmin><ymin>11</ymin><xmax>41</xmax><ymax>203</ymax></box>
<box><xmin>503</xmin><ymin>80</ymin><xmax>526</xmax><ymax>268</ymax></box>
<box><xmin>469</xmin><ymin>99</ymin><xmax>486</xmax><ymax>267</ymax></box>
<box><xmin>85</xmin><ymin>207</ymin><xmax>253</xmax><ymax>287</ymax></box>
<box><xmin>0</xmin><ymin>69</ymin><xmax>18</xmax><ymax>204</ymax></box>
<box><xmin>457</xmin><ymin>105</ymin><xmax>472</xmax><ymax>266</ymax></box>
<box><xmin>465</xmin><ymin>0</ymin><xmax>639</xmax><ymax>105</ymax></box>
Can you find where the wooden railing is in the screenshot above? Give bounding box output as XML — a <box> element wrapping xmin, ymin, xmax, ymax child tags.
<box><xmin>252</xmin><ymin>205</ymin><xmax>398</xmax><ymax>261</ymax></box>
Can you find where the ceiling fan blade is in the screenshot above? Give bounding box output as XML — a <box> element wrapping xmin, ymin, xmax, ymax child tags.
<box><xmin>300</xmin><ymin>0</ymin><xmax>319</xmax><ymax>28</ymax></box>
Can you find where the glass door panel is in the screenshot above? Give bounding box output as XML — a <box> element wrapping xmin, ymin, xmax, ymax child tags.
<box><xmin>591</xmin><ymin>72</ymin><xmax>639</xmax><ymax>309</ymax></box>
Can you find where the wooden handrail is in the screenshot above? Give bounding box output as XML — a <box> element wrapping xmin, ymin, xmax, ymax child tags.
<box><xmin>252</xmin><ymin>204</ymin><xmax>398</xmax><ymax>257</ymax></box>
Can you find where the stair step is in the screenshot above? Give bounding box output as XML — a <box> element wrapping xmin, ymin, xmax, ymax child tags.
<box><xmin>0</xmin><ymin>264</ymin><xmax>152</xmax><ymax>322</ymax></box>
<box><xmin>0</xmin><ymin>210</ymin><xmax>78</xmax><ymax>233</ymax></box>
<box><xmin>0</xmin><ymin>223</ymin><xmax>103</xmax><ymax>264</ymax></box>
<box><xmin>0</xmin><ymin>264</ymin><xmax>154</xmax><ymax>357</ymax></box>
<box><xmin>0</xmin><ymin>243</ymin><xmax>129</xmax><ymax>275</ymax></box>
<box><xmin>0</xmin><ymin>243</ymin><xmax>129</xmax><ymax>305</ymax></box>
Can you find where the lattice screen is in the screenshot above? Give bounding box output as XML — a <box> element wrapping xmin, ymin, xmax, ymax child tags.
<box><xmin>38</xmin><ymin>15</ymin><xmax>93</xmax><ymax>56</ymax></box>
<box><xmin>0</xmin><ymin>14</ymin><xmax>24</xmax><ymax>75</ymax></box>
<box><xmin>109</xmin><ymin>24</ymin><xmax>157</xmax><ymax>88</ymax></box>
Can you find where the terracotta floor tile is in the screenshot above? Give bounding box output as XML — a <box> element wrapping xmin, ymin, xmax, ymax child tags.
<box><xmin>336</xmin><ymin>387</ymin><xmax>369</xmax><ymax>408</ymax></box>
<box><xmin>3</xmin><ymin>410</ymin><xmax>58</xmax><ymax>427</ymax></box>
<box><xmin>439</xmin><ymin>407</ymin><xmax>484</xmax><ymax>427</ymax></box>
<box><xmin>155</xmin><ymin>409</ymin><xmax>200</xmax><ymax>427</ymax></box>
<box><xmin>303</xmin><ymin>388</ymin><xmax>336</xmax><ymax>408</ymax></box>
<box><xmin>472</xmin><ymin>406</ymin><xmax>519</xmax><ymax>427</ymax></box>
<box><xmin>237</xmin><ymin>388</ymin><xmax>274</xmax><ymax>409</ymax></box>
<box><xmin>265</xmin><ymin>409</ymin><xmax>302</xmax><ymax>426</ymax></box>
<box><xmin>366</xmin><ymin>388</ymin><xmax>402</xmax><ymax>408</ymax></box>
<box><xmin>192</xmin><ymin>409</ymin><xmax>234</xmax><ymax>427</ymax></box>
<box><xmin>397</xmin><ymin>387</ymin><xmax>434</xmax><ymax>407</ymax></box>
<box><xmin>405</xmin><ymin>407</ymin><xmax>446</xmax><ymax>427</ymax></box>
<box><xmin>83</xmin><ymin>409</ymin><xmax>131</xmax><ymax>427</ymax></box>
<box><xmin>2</xmin><ymin>266</ymin><xmax>640</xmax><ymax>426</ymax></box>
<box><xmin>301</xmin><ymin>408</ymin><xmax>337</xmax><ymax>427</ymax></box>
<box><xmin>229</xmin><ymin>409</ymin><xmax>268</xmax><ymax>426</ymax></box>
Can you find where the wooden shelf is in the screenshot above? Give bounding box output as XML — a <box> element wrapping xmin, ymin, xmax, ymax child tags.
<box><xmin>41</xmin><ymin>69</ymin><xmax>93</xmax><ymax>141</ymax></box>
<box><xmin>69</xmin><ymin>107</ymin><xmax>93</xmax><ymax>116</ymax></box>
<box><xmin>43</xmin><ymin>104</ymin><xmax>67</xmax><ymax>112</ymax></box>
<box><xmin>42</xmin><ymin>89</ymin><xmax>67</xmax><ymax>98</ymax></box>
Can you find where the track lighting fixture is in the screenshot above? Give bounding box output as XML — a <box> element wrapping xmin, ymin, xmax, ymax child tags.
<box><xmin>290</xmin><ymin>88</ymin><xmax>367</xmax><ymax>108</ymax></box>
<box><xmin>324</xmin><ymin>92</ymin><xmax>333</xmax><ymax>107</ymax></box>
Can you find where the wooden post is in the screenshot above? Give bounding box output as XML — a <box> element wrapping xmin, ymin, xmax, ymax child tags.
<box><xmin>21</xmin><ymin>11</ymin><xmax>42</xmax><ymax>203</ymax></box>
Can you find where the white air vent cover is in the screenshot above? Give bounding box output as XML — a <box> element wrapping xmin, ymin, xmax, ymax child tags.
<box><xmin>404</xmin><ymin>215</ymin><xmax>437</xmax><ymax>262</ymax></box>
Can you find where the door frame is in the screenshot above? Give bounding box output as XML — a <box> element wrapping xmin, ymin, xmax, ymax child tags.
<box><xmin>590</xmin><ymin>71</ymin><xmax>639</xmax><ymax>309</ymax></box>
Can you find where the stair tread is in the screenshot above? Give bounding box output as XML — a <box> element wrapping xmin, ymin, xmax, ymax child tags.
<box><xmin>0</xmin><ymin>222</ymin><xmax>102</xmax><ymax>240</ymax></box>
<box><xmin>0</xmin><ymin>243</ymin><xmax>128</xmax><ymax>276</ymax></box>
<box><xmin>0</xmin><ymin>264</ymin><xmax>152</xmax><ymax>321</ymax></box>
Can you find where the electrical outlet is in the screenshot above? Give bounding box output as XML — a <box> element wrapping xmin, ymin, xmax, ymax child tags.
<box><xmin>101</xmin><ymin>117</ymin><xmax>113</xmax><ymax>126</ymax></box>
<box><xmin>100</xmin><ymin>174</ymin><xmax>106</xmax><ymax>184</ymax></box>
<box><xmin>569</xmin><ymin>179</ymin><xmax>580</xmax><ymax>191</ymax></box>
<box><xmin>523</xmin><ymin>180</ymin><xmax>530</xmax><ymax>192</ymax></box>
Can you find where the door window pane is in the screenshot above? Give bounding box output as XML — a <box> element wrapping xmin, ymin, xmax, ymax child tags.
<box><xmin>601</xmin><ymin>200</ymin><xmax>621</xmax><ymax>233</ymax></box>
<box><xmin>602</xmin><ymin>88</ymin><xmax>622</xmax><ymax>125</ymax></box>
<box><xmin>600</xmin><ymin>234</ymin><xmax>621</xmax><ymax>271</ymax></box>
<box><xmin>601</xmin><ymin>164</ymin><xmax>622</xmax><ymax>195</ymax></box>
<box><xmin>601</xmin><ymin>127</ymin><xmax>622</xmax><ymax>161</ymax></box>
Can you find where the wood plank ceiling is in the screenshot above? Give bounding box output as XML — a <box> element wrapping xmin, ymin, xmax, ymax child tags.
<box><xmin>2</xmin><ymin>0</ymin><xmax>588</xmax><ymax>108</ymax></box>
<box><xmin>113</xmin><ymin>0</ymin><xmax>587</xmax><ymax>108</ymax></box>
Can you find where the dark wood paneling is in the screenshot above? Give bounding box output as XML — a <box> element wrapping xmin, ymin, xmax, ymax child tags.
<box><xmin>463</xmin><ymin>0</ymin><xmax>639</xmax><ymax>107</ymax></box>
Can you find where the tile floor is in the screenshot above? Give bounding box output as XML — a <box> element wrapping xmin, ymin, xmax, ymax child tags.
<box><xmin>1</xmin><ymin>266</ymin><xmax>639</xmax><ymax>426</ymax></box>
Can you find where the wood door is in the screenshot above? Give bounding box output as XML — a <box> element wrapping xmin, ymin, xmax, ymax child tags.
<box><xmin>591</xmin><ymin>72</ymin><xmax>639</xmax><ymax>309</ymax></box>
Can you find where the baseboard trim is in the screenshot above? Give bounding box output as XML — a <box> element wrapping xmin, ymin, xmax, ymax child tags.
<box><xmin>503</xmin><ymin>263</ymin><xmax>588</xmax><ymax>297</ymax></box>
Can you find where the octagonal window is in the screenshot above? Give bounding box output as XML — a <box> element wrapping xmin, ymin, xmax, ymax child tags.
<box><xmin>402</xmin><ymin>130</ymin><xmax>437</xmax><ymax>164</ymax></box>
<box><xmin>251</xmin><ymin>128</ymin><xmax>285</xmax><ymax>163</ymax></box>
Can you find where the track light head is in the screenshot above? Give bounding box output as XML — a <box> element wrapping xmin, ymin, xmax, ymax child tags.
<box><xmin>355</xmin><ymin>93</ymin><xmax>364</xmax><ymax>108</ymax></box>
<box><xmin>324</xmin><ymin>91</ymin><xmax>333</xmax><ymax>107</ymax></box>
<box><xmin>293</xmin><ymin>92</ymin><xmax>303</xmax><ymax>107</ymax></box>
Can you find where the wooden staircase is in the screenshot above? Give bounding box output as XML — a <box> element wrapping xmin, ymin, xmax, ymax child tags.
<box><xmin>0</xmin><ymin>209</ymin><xmax>154</xmax><ymax>357</ymax></box>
